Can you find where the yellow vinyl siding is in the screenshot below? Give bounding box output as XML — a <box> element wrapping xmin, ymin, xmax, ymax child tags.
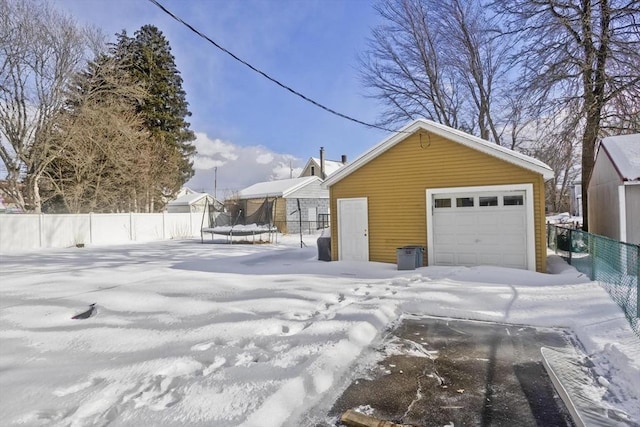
<box><xmin>330</xmin><ymin>131</ymin><xmax>548</xmax><ymax>272</ymax></box>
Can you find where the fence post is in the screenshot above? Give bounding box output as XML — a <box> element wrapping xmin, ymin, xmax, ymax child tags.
<box><xmin>162</xmin><ymin>211</ymin><xmax>167</xmax><ymax>240</ymax></box>
<box><xmin>636</xmin><ymin>245</ymin><xmax>639</xmax><ymax>318</ymax></box>
<box><xmin>591</xmin><ymin>234</ymin><xmax>596</xmax><ymax>280</ymax></box>
<box><xmin>39</xmin><ymin>213</ymin><xmax>44</xmax><ymax>249</ymax></box>
<box><xmin>129</xmin><ymin>212</ymin><xmax>134</xmax><ymax>241</ymax></box>
<box><xmin>568</xmin><ymin>228</ymin><xmax>573</xmax><ymax>265</ymax></box>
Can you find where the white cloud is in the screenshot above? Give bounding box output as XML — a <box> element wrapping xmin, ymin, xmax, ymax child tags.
<box><xmin>186</xmin><ymin>132</ymin><xmax>305</xmax><ymax>196</ymax></box>
<box><xmin>255</xmin><ymin>153</ymin><xmax>274</xmax><ymax>164</ymax></box>
<box><xmin>193</xmin><ymin>132</ymin><xmax>238</xmax><ymax>162</ymax></box>
<box><xmin>271</xmin><ymin>161</ymin><xmax>303</xmax><ymax>181</ymax></box>
<box><xmin>192</xmin><ymin>157</ymin><xmax>227</xmax><ymax>170</ymax></box>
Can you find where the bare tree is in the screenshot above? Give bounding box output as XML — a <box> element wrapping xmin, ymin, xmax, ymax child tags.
<box><xmin>494</xmin><ymin>0</ymin><xmax>640</xmax><ymax>230</ymax></box>
<box><xmin>522</xmin><ymin>114</ymin><xmax>582</xmax><ymax>213</ymax></box>
<box><xmin>0</xmin><ymin>0</ymin><xmax>95</xmax><ymax>212</ymax></box>
<box><xmin>361</xmin><ymin>0</ymin><xmax>520</xmax><ymax>146</ymax></box>
<box><xmin>41</xmin><ymin>56</ymin><xmax>149</xmax><ymax>213</ymax></box>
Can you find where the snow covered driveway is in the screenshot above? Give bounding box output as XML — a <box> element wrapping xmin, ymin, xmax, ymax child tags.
<box><xmin>0</xmin><ymin>236</ymin><xmax>638</xmax><ymax>426</ymax></box>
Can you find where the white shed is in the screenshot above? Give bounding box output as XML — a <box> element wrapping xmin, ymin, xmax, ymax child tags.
<box><xmin>167</xmin><ymin>192</ymin><xmax>222</xmax><ymax>213</ymax></box>
<box><xmin>588</xmin><ymin>134</ymin><xmax>640</xmax><ymax>244</ymax></box>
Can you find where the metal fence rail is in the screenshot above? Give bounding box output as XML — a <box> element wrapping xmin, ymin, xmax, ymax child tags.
<box><xmin>547</xmin><ymin>224</ymin><xmax>639</xmax><ymax>338</ymax></box>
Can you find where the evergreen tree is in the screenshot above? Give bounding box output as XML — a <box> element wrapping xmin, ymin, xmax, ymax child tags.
<box><xmin>113</xmin><ymin>25</ymin><xmax>196</xmax><ymax>212</ymax></box>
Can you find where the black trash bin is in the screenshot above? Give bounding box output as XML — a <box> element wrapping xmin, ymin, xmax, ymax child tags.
<box><xmin>317</xmin><ymin>236</ymin><xmax>331</xmax><ymax>261</ymax></box>
<box><xmin>397</xmin><ymin>247</ymin><xmax>417</xmax><ymax>270</ymax></box>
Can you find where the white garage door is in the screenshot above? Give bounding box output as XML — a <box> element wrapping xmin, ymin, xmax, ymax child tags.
<box><xmin>430</xmin><ymin>190</ymin><xmax>528</xmax><ymax>269</ymax></box>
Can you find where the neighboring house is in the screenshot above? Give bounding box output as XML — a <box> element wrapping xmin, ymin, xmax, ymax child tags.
<box><xmin>166</xmin><ymin>192</ymin><xmax>223</xmax><ymax>213</ymax></box>
<box><xmin>588</xmin><ymin>133</ymin><xmax>640</xmax><ymax>245</ymax></box>
<box><xmin>323</xmin><ymin>119</ymin><xmax>554</xmax><ymax>272</ymax></box>
<box><xmin>299</xmin><ymin>148</ymin><xmax>347</xmax><ymax>179</ymax></box>
<box><xmin>237</xmin><ymin>176</ymin><xmax>329</xmax><ymax>234</ymax></box>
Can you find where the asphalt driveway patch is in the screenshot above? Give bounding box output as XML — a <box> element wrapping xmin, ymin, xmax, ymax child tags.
<box><xmin>328</xmin><ymin>317</ymin><xmax>576</xmax><ymax>427</ymax></box>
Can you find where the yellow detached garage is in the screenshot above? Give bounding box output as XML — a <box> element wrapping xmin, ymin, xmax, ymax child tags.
<box><xmin>323</xmin><ymin>119</ymin><xmax>554</xmax><ymax>272</ymax></box>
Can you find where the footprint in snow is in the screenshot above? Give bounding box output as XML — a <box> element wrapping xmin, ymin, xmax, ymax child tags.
<box><xmin>191</xmin><ymin>342</ymin><xmax>214</xmax><ymax>351</ymax></box>
<box><xmin>203</xmin><ymin>357</ymin><xmax>226</xmax><ymax>376</ymax></box>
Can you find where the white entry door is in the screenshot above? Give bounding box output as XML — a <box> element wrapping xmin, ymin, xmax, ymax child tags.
<box><xmin>337</xmin><ymin>198</ymin><xmax>369</xmax><ymax>261</ymax></box>
<box><xmin>427</xmin><ymin>185</ymin><xmax>535</xmax><ymax>270</ymax></box>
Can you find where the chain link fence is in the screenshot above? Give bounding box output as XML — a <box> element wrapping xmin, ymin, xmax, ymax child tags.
<box><xmin>547</xmin><ymin>224</ymin><xmax>639</xmax><ymax>338</ymax></box>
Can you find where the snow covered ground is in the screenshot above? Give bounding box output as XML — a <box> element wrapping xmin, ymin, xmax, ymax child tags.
<box><xmin>0</xmin><ymin>236</ymin><xmax>638</xmax><ymax>426</ymax></box>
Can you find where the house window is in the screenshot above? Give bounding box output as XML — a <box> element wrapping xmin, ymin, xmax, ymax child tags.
<box><xmin>456</xmin><ymin>197</ymin><xmax>474</xmax><ymax>207</ymax></box>
<box><xmin>311</xmin><ymin>166</ymin><xmax>315</xmax><ymax>176</ymax></box>
<box><xmin>434</xmin><ymin>198</ymin><xmax>452</xmax><ymax>208</ymax></box>
<box><xmin>504</xmin><ymin>195</ymin><xmax>524</xmax><ymax>206</ymax></box>
<box><xmin>479</xmin><ymin>196</ymin><xmax>498</xmax><ymax>206</ymax></box>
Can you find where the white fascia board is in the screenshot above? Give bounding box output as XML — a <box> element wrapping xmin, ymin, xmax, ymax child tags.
<box><xmin>324</xmin><ymin>119</ymin><xmax>554</xmax><ymax>188</ymax></box>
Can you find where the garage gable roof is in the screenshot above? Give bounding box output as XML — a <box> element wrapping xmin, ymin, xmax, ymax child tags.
<box><xmin>324</xmin><ymin>119</ymin><xmax>554</xmax><ymax>187</ymax></box>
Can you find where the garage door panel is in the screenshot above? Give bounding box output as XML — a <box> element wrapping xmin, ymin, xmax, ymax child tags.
<box><xmin>434</xmin><ymin>253</ymin><xmax>455</xmax><ymax>265</ymax></box>
<box><xmin>501</xmin><ymin>215</ymin><xmax>526</xmax><ymax>227</ymax></box>
<box><xmin>477</xmin><ymin>215</ymin><xmax>500</xmax><ymax>226</ymax></box>
<box><xmin>501</xmin><ymin>234</ymin><xmax>526</xmax><ymax>245</ymax></box>
<box><xmin>476</xmin><ymin>233</ymin><xmax>502</xmax><ymax>245</ymax></box>
<box><xmin>457</xmin><ymin>253</ymin><xmax>478</xmax><ymax>265</ymax></box>
<box><xmin>478</xmin><ymin>253</ymin><xmax>503</xmax><ymax>265</ymax></box>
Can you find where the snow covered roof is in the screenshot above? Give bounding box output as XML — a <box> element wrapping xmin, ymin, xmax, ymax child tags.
<box><xmin>168</xmin><ymin>192</ymin><xmax>213</xmax><ymax>206</ymax></box>
<box><xmin>324</xmin><ymin>119</ymin><xmax>554</xmax><ymax>187</ymax></box>
<box><xmin>600</xmin><ymin>133</ymin><xmax>640</xmax><ymax>181</ymax></box>
<box><xmin>238</xmin><ymin>176</ymin><xmax>322</xmax><ymax>199</ymax></box>
<box><xmin>301</xmin><ymin>157</ymin><xmax>345</xmax><ymax>177</ymax></box>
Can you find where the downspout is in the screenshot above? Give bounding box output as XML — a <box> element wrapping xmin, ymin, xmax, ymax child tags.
<box><xmin>619</xmin><ymin>185</ymin><xmax>626</xmax><ymax>242</ymax></box>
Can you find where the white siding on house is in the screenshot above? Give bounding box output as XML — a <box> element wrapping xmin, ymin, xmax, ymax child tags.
<box><xmin>286</xmin><ymin>179</ymin><xmax>329</xmax><ymax>199</ymax></box>
<box><xmin>588</xmin><ymin>148</ymin><xmax>622</xmax><ymax>240</ymax></box>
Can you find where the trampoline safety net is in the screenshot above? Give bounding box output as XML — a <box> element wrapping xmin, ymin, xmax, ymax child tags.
<box><xmin>200</xmin><ymin>197</ymin><xmax>277</xmax><ymax>242</ymax></box>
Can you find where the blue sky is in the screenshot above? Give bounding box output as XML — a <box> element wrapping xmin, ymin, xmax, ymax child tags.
<box><xmin>53</xmin><ymin>0</ymin><xmax>390</xmax><ymax>197</ymax></box>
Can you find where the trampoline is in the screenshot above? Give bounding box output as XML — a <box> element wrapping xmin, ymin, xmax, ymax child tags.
<box><xmin>200</xmin><ymin>197</ymin><xmax>278</xmax><ymax>244</ymax></box>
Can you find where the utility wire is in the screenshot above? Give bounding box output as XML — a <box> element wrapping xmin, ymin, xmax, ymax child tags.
<box><xmin>147</xmin><ymin>0</ymin><xmax>406</xmax><ymax>134</ymax></box>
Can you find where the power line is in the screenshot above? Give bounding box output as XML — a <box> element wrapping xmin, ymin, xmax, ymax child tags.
<box><xmin>146</xmin><ymin>0</ymin><xmax>405</xmax><ymax>134</ymax></box>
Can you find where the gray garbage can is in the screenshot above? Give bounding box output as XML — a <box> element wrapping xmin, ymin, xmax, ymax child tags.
<box><xmin>397</xmin><ymin>247</ymin><xmax>417</xmax><ymax>270</ymax></box>
<box><xmin>403</xmin><ymin>245</ymin><xmax>425</xmax><ymax>268</ymax></box>
<box><xmin>317</xmin><ymin>236</ymin><xmax>331</xmax><ymax>261</ymax></box>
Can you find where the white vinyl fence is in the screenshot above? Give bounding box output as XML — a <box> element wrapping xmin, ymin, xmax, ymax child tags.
<box><xmin>0</xmin><ymin>212</ymin><xmax>205</xmax><ymax>253</ymax></box>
